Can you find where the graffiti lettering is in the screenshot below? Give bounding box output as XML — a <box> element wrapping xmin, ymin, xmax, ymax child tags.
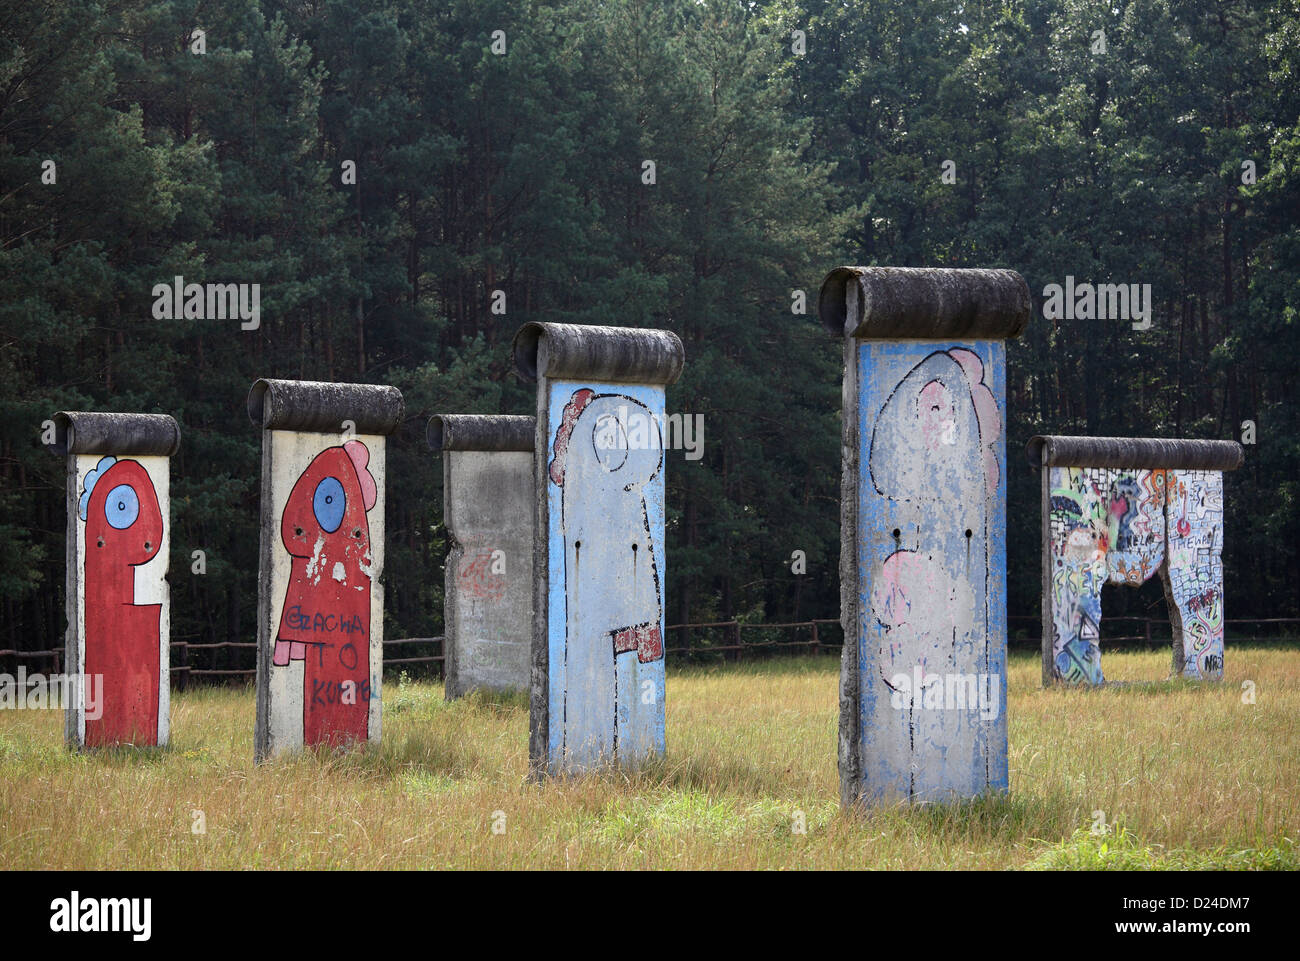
<box><xmin>311</xmin><ymin>677</ymin><xmax>372</xmax><ymax>707</ymax></box>
<box><xmin>284</xmin><ymin>605</ymin><xmax>366</xmax><ymax>634</ymax></box>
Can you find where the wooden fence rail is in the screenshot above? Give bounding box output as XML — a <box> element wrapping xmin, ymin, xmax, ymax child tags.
<box><xmin>2</xmin><ymin>617</ymin><xmax>1297</xmax><ymax>682</ymax></box>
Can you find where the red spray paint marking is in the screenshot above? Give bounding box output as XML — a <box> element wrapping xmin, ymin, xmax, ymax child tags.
<box><xmin>83</xmin><ymin>459</ymin><xmax>163</xmax><ymax>746</ymax></box>
<box><xmin>458</xmin><ymin>549</ymin><xmax>506</xmax><ymax>601</ymax></box>
<box><xmin>548</xmin><ymin>388</ymin><xmax>595</xmax><ymax>486</ymax></box>
<box><xmin>612</xmin><ymin>623</ymin><xmax>663</xmax><ymax>663</ymax></box>
<box><xmin>275</xmin><ymin>442</ymin><xmax>375</xmax><ymax>747</ymax></box>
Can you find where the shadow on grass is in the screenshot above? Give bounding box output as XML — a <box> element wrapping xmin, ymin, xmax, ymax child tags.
<box><xmin>836</xmin><ymin>788</ymin><xmax>1082</xmax><ymax>847</ymax></box>
<box><xmin>1023</xmin><ymin>677</ymin><xmax>1218</xmax><ymax>697</ymax></box>
<box><xmin>285</xmin><ymin>686</ymin><xmax>531</xmax><ymax>783</ymax></box>
<box><xmin>618</xmin><ymin>751</ymin><xmax>793</xmax><ymax>798</ymax></box>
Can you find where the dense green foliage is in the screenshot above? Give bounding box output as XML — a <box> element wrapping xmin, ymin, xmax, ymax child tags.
<box><xmin>2</xmin><ymin>0</ymin><xmax>1296</xmax><ymax>666</ymax></box>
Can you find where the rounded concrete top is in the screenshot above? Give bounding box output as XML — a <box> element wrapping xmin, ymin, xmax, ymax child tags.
<box><xmin>428</xmin><ymin>414</ymin><xmax>535</xmax><ymax>452</ymax></box>
<box><xmin>51</xmin><ymin>412</ymin><xmax>180</xmax><ymax>457</ymax></box>
<box><xmin>818</xmin><ymin>266</ymin><xmax>1031</xmax><ymax>340</ymax></box>
<box><xmin>512</xmin><ymin>322</ymin><xmax>684</xmax><ymax>385</ymax></box>
<box><xmin>1026</xmin><ymin>435</ymin><xmax>1244</xmax><ymax>471</ymax></box>
<box><xmin>247</xmin><ymin>378</ymin><xmax>404</xmax><ymax>434</ymax></box>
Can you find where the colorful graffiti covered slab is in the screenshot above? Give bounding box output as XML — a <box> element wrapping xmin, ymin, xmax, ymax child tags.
<box><xmin>544</xmin><ymin>382</ymin><xmax>667</xmax><ymax>773</ymax></box>
<box><xmin>71</xmin><ymin>453</ymin><xmax>170</xmax><ymax>747</ymax></box>
<box><xmin>1165</xmin><ymin>471</ymin><xmax>1226</xmax><ymax>678</ymax></box>
<box><xmin>259</xmin><ymin>431</ymin><xmax>385</xmax><ymax>757</ymax></box>
<box><xmin>1047</xmin><ymin>466</ymin><xmax>1224</xmax><ymax>683</ymax></box>
<box><xmin>854</xmin><ymin>341</ymin><xmax>1008</xmax><ymax>802</ymax></box>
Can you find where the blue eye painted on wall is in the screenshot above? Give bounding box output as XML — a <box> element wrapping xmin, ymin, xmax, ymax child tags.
<box><xmin>313</xmin><ymin>477</ymin><xmax>346</xmax><ymax>532</ymax></box>
<box><xmin>104</xmin><ymin>484</ymin><xmax>140</xmax><ymax>530</ymax></box>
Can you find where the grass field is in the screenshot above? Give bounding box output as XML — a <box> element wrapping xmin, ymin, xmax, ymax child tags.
<box><xmin>0</xmin><ymin>647</ymin><xmax>1295</xmax><ymax>869</ymax></box>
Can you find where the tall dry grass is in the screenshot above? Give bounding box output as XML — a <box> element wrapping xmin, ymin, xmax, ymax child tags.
<box><xmin>0</xmin><ymin>648</ymin><xmax>1294</xmax><ymax>869</ymax></box>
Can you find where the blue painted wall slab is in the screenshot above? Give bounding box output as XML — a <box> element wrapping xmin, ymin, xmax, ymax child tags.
<box><xmin>542</xmin><ymin>380</ymin><xmax>668</xmax><ymax>773</ymax></box>
<box><xmin>848</xmin><ymin>340</ymin><xmax>1009</xmax><ymax>802</ymax></box>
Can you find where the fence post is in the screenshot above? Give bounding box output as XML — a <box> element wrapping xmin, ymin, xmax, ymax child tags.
<box><xmin>810</xmin><ymin>621</ymin><xmax>820</xmax><ymax>657</ymax></box>
<box><xmin>176</xmin><ymin>641</ymin><xmax>188</xmax><ymax>693</ymax></box>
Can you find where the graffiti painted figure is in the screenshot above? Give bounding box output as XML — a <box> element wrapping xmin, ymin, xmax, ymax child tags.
<box><xmin>869</xmin><ymin>349</ymin><xmax>999</xmax><ymax>676</ymax></box>
<box><xmin>274</xmin><ymin>440</ymin><xmax>376</xmax><ymax>746</ymax></box>
<box><xmin>80</xmin><ymin>456</ymin><xmax>164</xmax><ymax>746</ymax></box>
<box><xmin>549</xmin><ymin>388</ymin><xmax>664</xmax><ymax>768</ymax></box>
<box><xmin>821</xmin><ymin>265</ymin><xmax>1028</xmax><ymax>806</ymax></box>
<box><xmin>863</xmin><ymin>346</ymin><xmax>1005</xmax><ymax>798</ymax></box>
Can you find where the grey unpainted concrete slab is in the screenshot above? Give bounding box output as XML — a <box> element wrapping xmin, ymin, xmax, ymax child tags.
<box><xmin>429</xmin><ymin>414</ymin><xmax>535</xmax><ymax>699</ymax></box>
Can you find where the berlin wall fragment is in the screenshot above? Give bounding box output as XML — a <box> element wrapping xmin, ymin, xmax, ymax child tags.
<box><xmin>50</xmin><ymin>411</ymin><xmax>179</xmax><ymax>748</ymax></box>
<box><xmin>1026</xmin><ymin>435</ymin><xmax>1243</xmax><ymax>686</ymax></box>
<box><xmin>512</xmin><ymin>322</ymin><xmax>685</xmax><ymax>777</ymax></box>
<box><xmin>248</xmin><ymin>378</ymin><xmax>404</xmax><ymax>761</ymax></box>
<box><xmin>428</xmin><ymin>413</ymin><xmax>535</xmax><ymax>699</ymax></box>
<box><xmin>819</xmin><ymin>266</ymin><xmax>1030</xmax><ymax>806</ymax></box>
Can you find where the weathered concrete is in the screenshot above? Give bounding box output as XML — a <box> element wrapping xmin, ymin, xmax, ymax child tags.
<box><xmin>513</xmin><ymin>322</ymin><xmax>684</xmax><ymax>385</ymax></box>
<box><xmin>428</xmin><ymin>414</ymin><xmax>534</xmax><ymax>454</ymax></box>
<box><xmin>1029</xmin><ymin>436</ymin><xmax>1242</xmax><ymax>687</ymax></box>
<box><xmin>1026</xmin><ymin>435</ymin><xmax>1244</xmax><ymax>472</ymax></box>
<box><xmin>51</xmin><ymin>412</ymin><xmax>177</xmax><ymax>748</ymax></box>
<box><xmin>248</xmin><ymin>378</ymin><xmax>404</xmax><ymax>434</ymax></box>
<box><xmin>52</xmin><ymin>411</ymin><xmax>181</xmax><ymax>458</ymax></box>
<box><xmin>429</xmin><ymin>414</ymin><xmax>535</xmax><ymax>699</ymax></box>
<box><xmin>820</xmin><ymin>266</ymin><xmax>1031</xmax><ymax>341</ymax></box>
<box><xmin>249</xmin><ymin>379</ymin><xmax>404</xmax><ymax>762</ymax></box>
<box><xmin>513</xmin><ymin>323</ymin><xmax>685</xmax><ymax>776</ymax></box>
<box><xmin>822</xmin><ymin>266</ymin><xmax>1029</xmax><ymax>807</ymax></box>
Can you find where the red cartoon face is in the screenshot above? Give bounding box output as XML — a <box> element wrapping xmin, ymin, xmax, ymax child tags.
<box><xmin>281</xmin><ymin>441</ymin><xmax>375</xmax><ymax>571</ymax></box>
<box><xmin>85</xmin><ymin>459</ymin><xmax>163</xmax><ymax>571</ymax></box>
<box><xmin>276</xmin><ymin>441</ymin><xmax>377</xmax><ymax>745</ymax></box>
<box><xmin>80</xmin><ymin>456</ymin><xmax>164</xmax><ymax>746</ymax></box>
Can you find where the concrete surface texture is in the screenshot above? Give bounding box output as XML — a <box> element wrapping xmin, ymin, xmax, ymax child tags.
<box><xmin>514</xmin><ymin>322</ymin><xmax>684</xmax><ymax>777</ymax></box>
<box><xmin>432</xmin><ymin>414</ymin><xmax>535</xmax><ymax>699</ymax></box>
<box><xmin>824</xmin><ymin>266</ymin><xmax>1029</xmax><ymax>807</ymax></box>
<box><xmin>51</xmin><ymin>411</ymin><xmax>179</xmax><ymax>749</ymax></box>
<box><xmin>1045</xmin><ymin>465</ymin><xmax>1227</xmax><ymax>684</ymax></box>
<box><xmin>249</xmin><ymin>378</ymin><xmax>402</xmax><ymax>762</ymax></box>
